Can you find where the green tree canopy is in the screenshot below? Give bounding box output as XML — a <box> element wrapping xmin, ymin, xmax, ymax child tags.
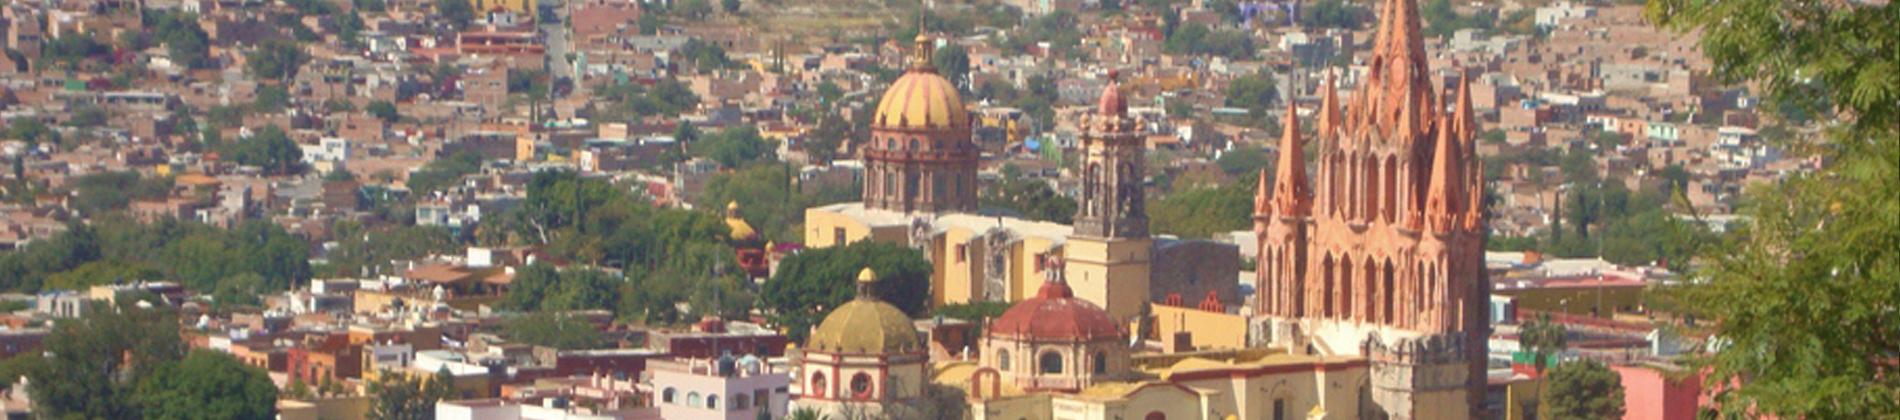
<box><xmin>691</xmin><ymin>126</ymin><xmax>775</xmax><ymax>169</ymax></box>
<box><xmin>932</xmin><ymin>43</ymin><xmax>971</xmax><ymax>92</ymax></box>
<box><xmin>1644</xmin><ymin>0</ymin><xmax>1899</xmax><ymax>418</ymax></box>
<box><xmin>503</xmin><ymin>311</ymin><xmax>605</xmax><ymax>349</ymax></box>
<box><xmin>979</xmin><ymin>170</ymin><xmax>1077</xmax><ymax>224</ymax></box>
<box><xmin>1148</xmin><ymin>181</ymin><xmax>1253</xmax><ymax>239</ymax></box>
<box><xmin>1538</xmin><ymin>359</ymin><xmax>1625</xmax><ymax>420</ymax></box>
<box><xmin>222</xmin><ymin>125</ymin><xmax>303</xmax><ymax>175</ymax></box>
<box><xmin>434</xmin><ymin>0</ymin><xmax>476</xmax><ymax>31</ymax></box>
<box><xmin>134</xmin><ymin>350</ymin><xmax>279</xmax><ymax>420</ymax></box>
<box><xmin>762</xmin><ymin>241</ymin><xmax>932</xmax><ymax>343</ymax></box>
<box><xmin>28</xmin><ymin>302</ymin><xmax>184</xmax><ymax>420</ymax></box>
<box><xmin>367</xmin><ymin>100</ymin><xmax>402</xmax><ymax>123</ymax></box>
<box><xmin>246</xmin><ymin>39</ymin><xmax>308</xmax><ymax>81</ymax></box>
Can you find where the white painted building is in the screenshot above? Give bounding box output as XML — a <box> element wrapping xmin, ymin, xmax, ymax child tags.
<box><xmin>650</xmin><ymin>356</ymin><xmax>793</xmax><ymax>420</ymax></box>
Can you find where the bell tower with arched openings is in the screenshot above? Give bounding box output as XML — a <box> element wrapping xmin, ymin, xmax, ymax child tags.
<box><xmin>1065</xmin><ymin>71</ymin><xmax>1154</xmax><ymax>324</ymax></box>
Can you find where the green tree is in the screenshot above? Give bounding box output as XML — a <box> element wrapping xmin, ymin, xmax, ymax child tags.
<box><xmin>762</xmin><ymin>241</ymin><xmax>932</xmax><ymax>342</ymax></box>
<box><xmin>1517</xmin><ymin>314</ymin><xmax>1567</xmax><ymax>373</ymax></box>
<box><xmin>503</xmin><ymin>311</ymin><xmax>604</xmax><ymax>349</ymax></box>
<box><xmin>979</xmin><ymin>170</ymin><xmax>1077</xmax><ymax>224</ymax></box>
<box><xmin>1300</xmin><ymin>0</ymin><xmax>1366</xmax><ymax>29</ymax></box>
<box><xmin>932</xmin><ymin>43</ymin><xmax>971</xmax><ymax>92</ymax></box>
<box><xmin>367</xmin><ymin>100</ymin><xmax>402</xmax><ymax>123</ymax></box>
<box><xmin>680</xmin><ymin>0</ymin><xmax>714</xmax><ymax>20</ymax></box>
<box><xmin>1645</xmin><ymin>1</ymin><xmax>1899</xmax><ymax>418</ymax></box>
<box><xmin>28</xmin><ymin>301</ymin><xmax>184</xmax><ymax>420</ymax></box>
<box><xmin>406</xmin><ymin>152</ymin><xmax>484</xmax><ymax>194</ymax></box>
<box><xmin>1538</xmin><ymin>359</ymin><xmax>1625</xmax><ymax>420</ymax></box>
<box><xmin>1148</xmin><ymin>181</ymin><xmax>1254</xmax><ymax>239</ymax></box>
<box><xmin>365</xmin><ymin>370</ymin><xmax>433</xmax><ymax>420</ymax></box>
<box><xmin>135</xmin><ymin>350</ymin><xmax>279</xmax><ymax>420</ymax></box>
<box><xmin>721</xmin><ymin>0</ymin><xmax>741</xmax><ymax>14</ymax></box>
<box><xmin>246</xmin><ymin>39</ymin><xmax>308</xmax><ymax>82</ymax></box>
<box><xmin>1226</xmin><ymin>70</ymin><xmax>1279</xmax><ymax>122</ymax></box>
<box><xmin>691</xmin><ymin>126</ymin><xmax>774</xmax><ymax>169</ymax></box>
<box><xmin>221</xmin><ymin>125</ymin><xmax>303</xmax><ymax>175</ymax></box>
<box><xmin>253</xmin><ymin>84</ymin><xmax>292</xmax><ymax>113</ymax></box>
<box><xmin>40</xmin><ymin>35</ymin><xmax>108</xmax><ymax>69</ymax></box>
<box><xmin>435</xmin><ymin>0</ymin><xmax>476</xmax><ymax>30</ymax></box>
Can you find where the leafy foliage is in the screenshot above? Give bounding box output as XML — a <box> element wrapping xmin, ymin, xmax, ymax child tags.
<box><xmin>698</xmin><ymin>163</ymin><xmax>858</xmax><ymax>243</ymax></box>
<box><xmin>434</xmin><ymin>0</ymin><xmax>476</xmax><ymax>31</ymax></box>
<box><xmin>762</xmin><ymin>241</ymin><xmax>932</xmax><ymax>342</ymax></box>
<box><xmin>1225</xmin><ymin>70</ymin><xmax>1279</xmax><ymax>122</ymax></box>
<box><xmin>1420</xmin><ymin>0</ymin><xmax>1495</xmax><ymax>37</ymax></box>
<box><xmin>135</xmin><ymin>350</ymin><xmax>279</xmax><ymax>420</ymax></box>
<box><xmin>27</xmin><ymin>301</ymin><xmax>184</xmax><ymax>420</ymax></box>
<box><xmin>1148</xmin><ymin>181</ymin><xmax>1253</xmax><ymax>239</ymax></box>
<box><xmin>367</xmin><ymin>100</ymin><xmax>402</xmax><ymax>123</ymax></box>
<box><xmin>1642</xmin><ymin>1</ymin><xmax>1899</xmax><ymax>418</ymax></box>
<box><xmin>221</xmin><ymin>125</ymin><xmax>303</xmax><ymax>175</ymax></box>
<box><xmin>70</xmin><ymin>171</ymin><xmax>174</xmax><ymax>216</ymax></box>
<box><xmin>979</xmin><ymin>169</ymin><xmax>1076</xmax><ymax>224</ymax></box>
<box><xmin>1539</xmin><ymin>359</ymin><xmax>1625</xmax><ymax>420</ymax></box>
<box><xmin>503</xmin><ymin>265</ymin><xmax>621</xmax><ymax>313</ymax></box>
<box><xmin>503</xmin><ymin>311</ymin><xmax>605</xmax><ymax>349</ymax></box>
<box><xmin>246</xmin><ymin>39</ymin><xmax>308</xmax><ymax>81</ymax></box>
<box><xmin>592</xmin><ymin>78</ymin><xmax>700</xmax><ymax>122</ymax></box>
<box><xmin>690</xmin><ymin>126</ymin><xmax>776</xmax><ymax>169</ymax></box>
<box><xmin>1299</xmin><ymin>0</ymin><xmax>1368</xmax><ymax>30</ymax></box>
<box><xmin>0</xmin><ymin>216</ymin><xmax>311</xmax><ymax>294</ymax></box>
<box><xmin>406</xmin><ymin>151</ymin><xmax>485</xmax><ymax>195</ymax></box>
<box><xmin>1165</xmin><ymin>24</ymin><xmax>1256</xmax><ymax>59</ymax></box>
<box><xmin>366</xmin><ymin>367</ymin><xmax>456</xmax><ymax>420</ymax></box>
<box><xmin>325</xmin><ymin>221</ymin><xmax>457</xmax><ymax>278</ymax></box>
<box><xmin>932</xmin><ymin>43</ymin><xmax>971</xmax><ymax>91</ymax></box>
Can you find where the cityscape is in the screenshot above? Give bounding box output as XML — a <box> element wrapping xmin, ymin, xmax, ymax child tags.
<box><xmin>0</xmin><ymin>0</ymin><xmax>1890</xmax><ymax>419</ymax></box>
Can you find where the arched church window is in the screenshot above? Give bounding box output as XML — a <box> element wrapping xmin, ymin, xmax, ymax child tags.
<box><xmin>687</xmin><ymin>392</ymin><xmax>702</xmax><ymax>407</ymax></box>
<box><xmin>1039</xmin><ymin>351</ymin><xmax>1063</xmax><ymax>374</ymax></box>
<box><xmin>1145</xmin><ymin>411</ymin><xmax>1166</xmax><ymax>420</ymax></box>
<box><xmin>997</xmin><ymin>348</ymin><xmax>1012</xmax><ymax>371</ymax></box>
<box><xmin>706</xmin><ymin>394</ymin><xmax>719</xmax><ymax>409</ymax></box>
<box><xmin>910</xmin><ymin>138</ymin><xmax>920</xmax><ymax>150</ymax></box>
<box><xmin>810</xmin><ymin>373</ymin><xmax>827</xmax><ymax>398</ymax></box>
<box><xmin>662</xmin><ymin>387</ymin><xmax>676</xmax><ymax>404</ymax></box>
<box><xmin>850</xmin><ymin>373</ymin><xmax>874</xmax><ymax>399</ymax></box>
<box><xmin>1093</xmin><ymin>351</ymin><xmax>1108</xmax><ymax>374</ymax></box>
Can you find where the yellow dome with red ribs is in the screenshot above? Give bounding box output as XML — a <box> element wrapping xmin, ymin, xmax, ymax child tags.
<box><xmin>871</xmin><ymin>36</ymin><xmax>969</xmax><ymax>130</ymax></box>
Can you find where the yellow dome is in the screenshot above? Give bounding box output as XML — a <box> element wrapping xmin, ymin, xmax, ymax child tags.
<box><xmin>857</xmin><ymin>267</ymin><xmax>877</xmax><ymax>282</ymax></box>
<box><xmin>873</xmin><ymin>71</ymin><xmax>969</xmax><ymax>130</ymax></box>
<box><xmin>808</xmin><ymin>298</ymin><xmax>919</xmax><ymax>354</ymax></box>
<box><xmin>726</xmin><ymin>218</ymin><xmax>757</xmax><ymax>240</ymax></box>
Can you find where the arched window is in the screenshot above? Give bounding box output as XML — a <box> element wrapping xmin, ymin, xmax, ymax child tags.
<box><xmin>687</xmin><ymin>392</ymin><xmax>702</xmax><ymax>407</ymax></box>
<box><xmin>887</xmin><ymin>139</ymin><xmax>895</xmax><ymax>149</ymax></box>
<box><xmin>732</xmin><ymin>393</ymin><xmax>750</xmax><ymax>410</ymax></box>
<box><xmin>849</xmin><ymin>373</ymin><xmax>874</xmax><ymax>399</ymax></box>
<box><xmin>996</xmin><ymin>348</ymin><xmax>1011</xmax><ymax>371</ymax></box>
<box><xmin>1093</xmin><ymin>351</ymin><xmax>1108</xmax><ymax>374</ymax></box>
<box><xmin>810</xmin><ymin>372</ymin><xmax>827</xmax><ymax>398</ymax></box>
<box><xmin>934</xmin><ymin>139</ymin><xmax>943</xmax><ymax>150</ymax></box>
<box><xmin>706</xmin><ymin>394</ymin><xmax>719</xmax><ymax>409</ymax></box>
<box><xmin>662</xmin><ymin>387</ymin><xmax>676</xmax><ymax>404</ymax></box>
<box><xmin>1039</xmin><ymin>351</ymin><xmax>1063</xmax><ymax>374</ymax></box>
<box><xmin>910</xmin><ymin>138</ymin><xmax>920</xmax><ymax>150</ymax></box>
<box><xmin>1145</xmin><ymin>411</ymin><xmax>1167</xmax><ymax>420</ymax></box>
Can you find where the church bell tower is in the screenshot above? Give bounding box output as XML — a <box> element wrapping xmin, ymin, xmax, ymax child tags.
<box><xmin>1065</xmin><ymin>71</ymin><xmax>1152</xmax><ymax>323</ymax></box>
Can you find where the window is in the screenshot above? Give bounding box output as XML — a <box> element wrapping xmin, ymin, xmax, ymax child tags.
<box><xmin>687</xmin><ymin>392</ymin><xmax>702</xmax><ymax>407</ymax></box>
<box><xmin>997</xmin><ymin>348</ymin><xmax>1011</xmax><ymax>371</ymax></box>
<box><xmin>810</xmin><ymin>373</ymin><xmax>827</xmax><ymax>398</ymax></box>
<box><xmin>850</xmin><ymin>373</ymin><xmax>874</xmax><ymax>399</ymax></box>
<box><xmin>956</xmin><ymin>244</ymin><xmax>968</xmax><ymax>263</ymax></box>
<box><xmin>1145</xmin><ymin>411</ymin><xmax>1166</xmax><ymax>420</ymax></box>
<box><xmin>706</xmin><ymin>394</ymin><xmax>719</xmax><ymax>409</ymax></box>
<box><xmin>1039</xmin><ymin>351</ymin><xmax>1063</xmax><ymax>374</ymax></box>
<box><xmin>834</xmin><ymin>228</ymin><xmax>847</xmax><ymax>246</ymax></box>
<box><xmin>754</xmin><ymin>390</ymin><xmax>769</xmax><ymax>410</ymax></box>
<box><xmin>732</xmin><ymin>393</ymin><xmax>750</xmax><ymax>410</ymax></box>
<box><xmin>1093</xmin><ymin>351</ymin><xmax>1108</xmax><ymax>374</ymax></box>
<box><xmin>910</xmin><ymin>139</ymin><xmax>919</xmax><ymax>150</ymax></box>
<box><xmin>1273</xmin><ymin>398</ymin><xmax>1286</xmax><ymax>420</ymax></box>
<box><xmin>662</xmin><ymin>388</ymin><xmax>676</xmax><ymax>404</ymax></box>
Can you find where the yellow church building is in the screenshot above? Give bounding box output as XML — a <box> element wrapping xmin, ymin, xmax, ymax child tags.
<box><xmin>803</xmin><ymin>38</ymin><xmax>1240</xmax><ymax>323</ymax></box>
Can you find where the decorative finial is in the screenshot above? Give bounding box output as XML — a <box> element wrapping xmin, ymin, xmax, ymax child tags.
<box><xmin>855</xmin><ymin>267</ymin><xmax>878</xmax><ymax>300</ymax></box>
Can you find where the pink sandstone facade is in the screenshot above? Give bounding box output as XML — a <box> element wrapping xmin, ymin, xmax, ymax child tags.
<box><xmin>1251</xmin><ymin>0</ymin><xmax>1490</xmax><ymax>417</ymax></box>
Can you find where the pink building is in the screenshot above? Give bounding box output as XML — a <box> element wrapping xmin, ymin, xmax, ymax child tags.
<box><xmin>1611</xmin><ymin>364</ymin><xmax>1703</xmax><ymax>420</ymax></box>
<box><xmin>650</xmin><ymin>357</ymin><xmax>792</xmax><ymax>420</ymax></box>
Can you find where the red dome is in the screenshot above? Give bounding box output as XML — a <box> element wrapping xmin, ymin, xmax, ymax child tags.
<box><xmin>988</xmin><ymin>281</ymin><xmax>1125</xmax><ymax>342</ymax></box>
<box><xmin>1096</xmin><ymin>70</ymin><xmax>1127</xmax><ymax>116</ymax></box>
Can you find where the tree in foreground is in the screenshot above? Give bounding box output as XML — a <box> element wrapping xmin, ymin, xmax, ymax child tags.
<box><xmin>135</xmin><ymin>350</ymin><xmax>279</xmax><ymax>420</ymax></box>
<box><xmin>1646</xmin><ymin>1</ymin><xmax>1898</xmax><ymax>418</ymax></box>
<box><xmin>1538</xmin><ymin>359</ymin><xmax>1625</xmax><ymax>420</ymax></box>
<box><xmin>27</xmin><ymin>301</ymin><xmax>184</xmax><ymax>420</ymax></box>
<box><xmin>761</xmin><ymin>240</ymin><xmax>931</xmax><ymax>342</ymax></box>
